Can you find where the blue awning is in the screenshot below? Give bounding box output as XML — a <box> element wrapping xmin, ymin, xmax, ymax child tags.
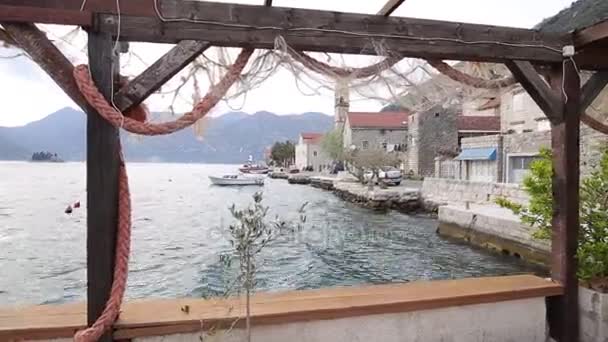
<box><xmin>455</xmin><ymin>148</ymin><xmax>497</xmax><ymax>161</ymax></box>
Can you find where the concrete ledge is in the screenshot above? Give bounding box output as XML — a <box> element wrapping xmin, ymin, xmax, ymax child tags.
<box><xmin>437</xmin><ymin>204</ymin><xmax>550</xmax><ymax>266</ymax></box>
<box><xmin>580</xmin><ymin>286</ymin><xmax>608</xmax><ymax>342</ymax></box>
<box><xmin>0</xmin><ymin>275</ymin><xmax>561</xmax><ymax>341</ymax></box>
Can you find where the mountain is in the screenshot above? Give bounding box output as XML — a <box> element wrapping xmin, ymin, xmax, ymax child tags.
<box><xmin>0</xmin><ymin>108</ymin><xmax>333</xmax><ymax>163</ymax></box>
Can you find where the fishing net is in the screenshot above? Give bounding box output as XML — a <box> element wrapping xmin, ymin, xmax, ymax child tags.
<box><xmin>3</xmin><ymin>23</ymin><xmax>607</xmax><ymax>135</ymax></box>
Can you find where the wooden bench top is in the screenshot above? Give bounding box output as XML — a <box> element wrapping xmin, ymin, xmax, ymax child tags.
<box><xmin>0</xmin><ymin>275</ymin><xmax>562</xmax><ymax>340</ymax></box>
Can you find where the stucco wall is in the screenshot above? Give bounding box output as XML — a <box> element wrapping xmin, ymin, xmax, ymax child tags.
<box><xmin>421</xmin><ymin>177</ymin><xmax>529</xmax><ymax>206</ymax></box>
<box><xmin>500</xmin><ymin>87</ymin><xmax>546</xmax><ymax>134</ymax></box>
<box><xmin>135</xmin><ymin>298</ymin><xmax>547</xmax><ymax>342</ymax></box>
<box><xmin>295</xmin><ymin>143</ymin><xmax>308</xmax><ymax>170</ymax></box>
<box><xmin>295</xmin><ymin>141</ymin><xmax>331</xmax><ymax>172</ymax></box>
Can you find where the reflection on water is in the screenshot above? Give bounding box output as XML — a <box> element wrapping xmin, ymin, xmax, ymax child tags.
<box><xmin>0</xmin><ymin>162</ymin><xmax>543</xmax><ymax>305</ymax></box>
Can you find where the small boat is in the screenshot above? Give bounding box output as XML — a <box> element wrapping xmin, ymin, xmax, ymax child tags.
<box><xmin>209</xmin><ymin>174</ymin><xmax>265</xmax><ymax>186</ymax></box>
<box><xmin>239</xmin><ymin>163</ymin><xmax>270</xmax><ymax>174</ymax></box>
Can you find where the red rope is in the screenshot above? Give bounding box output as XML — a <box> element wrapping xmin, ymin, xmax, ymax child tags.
<box><xmin>74</xmin><ymin>48</ymin><xmax>254</xmax><ymax>135</ymax></box>
<box><xmin>72</xmin><ymin>48</ymin><xmax>253</xmax><ymax>342</ymax></box>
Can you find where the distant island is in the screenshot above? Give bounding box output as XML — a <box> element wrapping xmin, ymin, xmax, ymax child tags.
<box><xmin>31</xmin><ymin>151</ymin><xmax>64</xmax><ymax>162</ymax></box>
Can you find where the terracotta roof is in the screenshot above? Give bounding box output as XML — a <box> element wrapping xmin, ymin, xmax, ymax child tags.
<box><xmin>300</xmin><ymin>132</ymin><xmax>324</xmax><ymax>143</ymax></box>
<box><xmin>347</xmin><ymin>112</ymin><xmax>409</xmax><ymax>129</ymax></box>
<box><xmin>457</xmin><ymin>116</ymin><xmax>500</xmax><ymax>132</ymax></box>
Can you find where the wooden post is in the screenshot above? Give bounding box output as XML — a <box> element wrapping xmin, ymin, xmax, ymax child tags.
<box><xmin>547</xmin><ymin>60</ymin><xmax>581</xmax><ymax>342</ymax></box>
<box><xmin>86</xmin><ymin>30</ymin><xmax>120</xmax><ymax>342</ymax></box>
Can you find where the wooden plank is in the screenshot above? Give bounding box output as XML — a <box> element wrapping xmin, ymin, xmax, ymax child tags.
<box><xmin>377</xmin><ymin>0</ymin><xmax>407</xmax><ymax>16</ymax></box>
<box><xmin>0</xmin><ymin>275</ymin><xmax>562</xmax><ymax>340</ymax></box>
<box><xmin>505</xmin><ymin>60</ymin><xmax>563</xmax><ymax>123</ymax></box>
<box><xmin>574</xmin><ymin>47</ymin><xmax>608</xmax><ymax>70</ymax></box>
<box><xmin>0</xmin><ymin>22</ymin><xmax>90</xmax><ymax>111</ymax></box>
<box><xmin>85</xmin><ymin>0</ymin><xmax>567</xmax><ymax>63</ymax></box>
<box><xmin>546</xmin><ymin>62</ymin><xmax>581</xmax><ymax>342</ymax></box>
<box><xmin>0</xmin><ymin>0</ymin><xmax>156</xmax><ymax>16</ymax></box>
<box><xmin>114</xmin><ymin>40</ymin><xmax>210</xmax><ymax>112</ymax></box>
<box><xmin>574</xmin><ymin>19</ymin><xmax>608</xmax><ymax>48</ymax></box>
<box><xmin>86</xmin><ymin>30</ymin><xmax>120</xmax><ymax>342</ymax></box>
<box><xmin>580</xmin><ymin>71</ymin><xmax>608</xmax><ymax>112</ymax></box>
<box><xmin>0</xmin><ymin>5</ymin><xmax>91</xmax><ymax>26</ymax></box>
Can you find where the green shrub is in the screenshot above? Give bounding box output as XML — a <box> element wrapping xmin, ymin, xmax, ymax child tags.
<box><xmin>496</xmin><ymin>147</ymin><xmax>608</xmax><ymax>286</ymax></box>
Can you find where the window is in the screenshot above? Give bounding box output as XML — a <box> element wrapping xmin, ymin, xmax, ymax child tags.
<box><xmin>362</xmin><ymin>141</ymin><xmax>369</xmax><ymax>149</ymax></box>
<box><xmin>508</xmin><ymin>155</ymin><xmax>539</xmax><ymax>183</ymax></box>
<box><xmin>313</xmin><ymin>151</ymin><xmax>318</xmax><ymax>157</ymax></box>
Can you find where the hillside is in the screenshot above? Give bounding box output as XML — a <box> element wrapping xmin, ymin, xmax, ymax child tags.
<box><xmin>0</xmin><ymin>108</ymin><xmax>333</xmax><ymax>163</ymax></box>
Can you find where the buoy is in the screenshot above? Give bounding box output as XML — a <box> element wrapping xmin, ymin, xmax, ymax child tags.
<box><xmin>65</xmin><ymin>205</ymin><xmax>73</xmax><ymax>214</ymax></box>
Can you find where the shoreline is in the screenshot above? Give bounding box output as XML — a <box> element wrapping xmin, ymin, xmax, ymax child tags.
<box><xmin>282</xmin><ymin>174</ymin><xmax>549</xmax><ymax>267</ymax></box>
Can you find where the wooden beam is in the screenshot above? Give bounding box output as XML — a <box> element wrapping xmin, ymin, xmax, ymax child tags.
<box><xmin>86</xmin><ymin>30</ymin><xmax>120</xmax><ymax>342</ymax></box>
<box><xmin>546</xmin><ymin>62</ymin><xmax>581</xmax><ymax>342</ymax></box>
<box><xmin>0</xmin><ymin>5</ymin><xmax>91</xmax><ymax>26</ymax></box>
<box><xmin>0</xmin><ymin>0</ymin><xmax>570</xmax><ymax>63</ymax></box>
<box><xmin>114</xmin><ymin>40</ymin><xmax>210</xmax><ymax>112</ymax></box>
<box><xmin>377</xmin><ymin>0</ymin><xmax>406</xmax><ymax>16</ymax></box>
<box><xmin>0</xmin><ymin>0</ymin><xmax>156</xmax><ymax>17</ymax></box>
<box><xmin>574</xmin><ymin>19</ymin><xmax>608</xmax><ymax>48</ymax></box>
<box><xmin>505</xmin><ymin>60</ymin><xmax>563</xmax><ymax>123</ymax></box>
<box><xmin>580</xmin><ymin>71</ymin><xmax>608</xmax><ymax>112</ymax></box>
<box><xmin>574</xmin><ymin>49</ymin><xmax>608</xmax><ymax>70</ymax></box>
<box><xmin>1</xmin><ymin>22</ymin><xmax>90</xmax><ymax>111</ymax></box>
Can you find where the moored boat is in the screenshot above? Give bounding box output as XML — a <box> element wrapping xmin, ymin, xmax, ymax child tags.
<box><xmin>209</xmin><ymin>174</ymin><xmax>265</xmax><ymax>186</ymax></box>
<box><xmin>239</xmin><ymin>162</ymin><xmax>270</xmax><ymax>174</ymax></box>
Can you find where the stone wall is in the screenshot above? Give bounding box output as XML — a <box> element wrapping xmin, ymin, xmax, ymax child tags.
<box><xmin>408</xmin><ymin>105</ymin><xmax>459</xmax><ymax>177</ymax></box>
<box><xmin>421</xmin><ymin>177</ymin><xmax>529</xmax><ymax>208</ymax></box>
<box><xmin>503</xmin><ymin>124</ymin><xmax>608</xmax><ymax>177</ymax></box>
<box><xmin>349</xmin><ymin>128</ymin><xmax>407</xmax><ymax>151</ymax></box>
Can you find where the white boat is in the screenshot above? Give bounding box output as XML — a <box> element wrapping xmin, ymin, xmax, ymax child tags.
<box><xmin>209</xmin><ymin>174</ymin><xmax>265</xmax><ymax>186</ymax></box>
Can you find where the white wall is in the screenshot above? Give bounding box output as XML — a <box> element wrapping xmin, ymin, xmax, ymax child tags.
<box><xmin>136</xmin><ymin>298</ymin><xmax>547</xmax><ymax>342</ymax></box>
<box><xmin>500</xmin><ymin>87</ymin><xmax>545</xmax><ymax>134</ymax></box>
<box><xmin>295</xmin><ymin>142</ymin><xmax>308</xmax><ymax>170</ymax></box>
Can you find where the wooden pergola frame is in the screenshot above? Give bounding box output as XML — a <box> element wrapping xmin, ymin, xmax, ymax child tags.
<box><xmin>1</xmin><ymin>1</ymin><xmax>608</xmax><ymax>341</ymax></box>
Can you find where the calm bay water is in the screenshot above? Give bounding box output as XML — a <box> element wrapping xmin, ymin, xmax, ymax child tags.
<box><xmin>0</xmin><ymin>161</ymin><xmax>541</xmax><ymax>306</ymax></box>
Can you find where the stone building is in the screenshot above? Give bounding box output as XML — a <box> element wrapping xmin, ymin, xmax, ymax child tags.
<box><xmin>434</xmin><ymin>0</ymin><xmax>608</xmax><ymax>184</ymax></box>
<box><xmin>407</xmin><ymin>105</ymin><xmax>501</xmax><ymax>177</ymax></box>
<box><xmin>342</xmin><ymin>112</ymin><xmax>408</xmax><ymax>152</ymax></box>
<box><xmin>449</xmin><ymin>126</ymin><xmax>608</xmax><ymax>184</ymax></box>
<box><xmin>295</xmin><ymin>132</ymin><xmax>331</xmax><ymax>172</ymax></box>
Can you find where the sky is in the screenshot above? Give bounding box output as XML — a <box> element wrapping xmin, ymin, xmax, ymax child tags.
<box><xmin>0</xmin><ymin>0</ymin><xmax>576</xmax><ymax>127</ymax></box>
